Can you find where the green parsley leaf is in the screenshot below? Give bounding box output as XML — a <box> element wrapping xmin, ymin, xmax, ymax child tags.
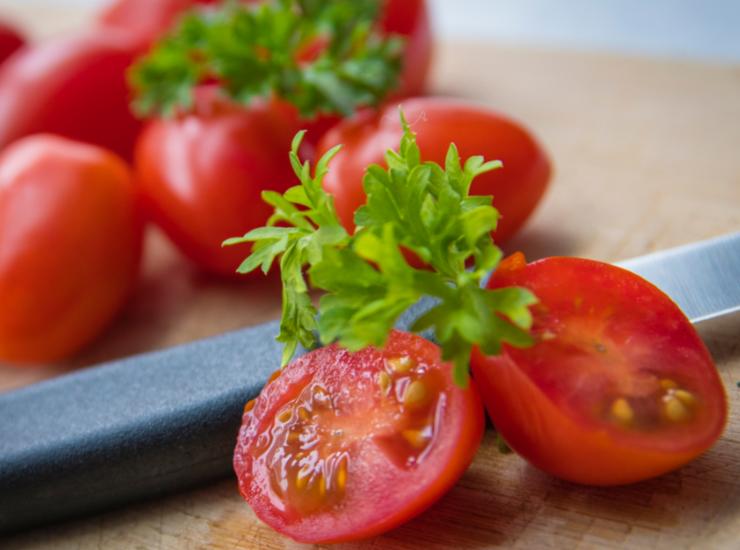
<box><xmin>129</xmin><ymin>0</ymin><xmax>403</xmax><ymax>118</ymax></box>
<box><xmin>226</xmin><ymin>110</ymin><xmax>538</xmax><ymax>385</ymax></box>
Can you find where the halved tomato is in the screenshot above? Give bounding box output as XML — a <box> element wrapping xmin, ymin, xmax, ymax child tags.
<box><xmin>234</xmin><ymin>330</ymin><xmax>484</xmax><ymax>543</ymax></box>
<box><xmin>471</xmin><ymin>253</ymin><xmax>727</xmax><ymax>486</ymax></box>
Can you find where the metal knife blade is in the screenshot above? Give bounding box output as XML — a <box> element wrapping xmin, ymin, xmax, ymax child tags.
<box><xmin>1</xmin><ymin>233</ymin><xmax>738</xmax><ymax>533</ymax></box>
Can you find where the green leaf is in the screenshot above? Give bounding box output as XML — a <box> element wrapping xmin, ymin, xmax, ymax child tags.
<box><xmin>226</xmin><ymin>108</ymin><xmax>538</xmax><ymax>384</ymax></box>
<box><xmin>129</xmin><ymin>0</ymin><xmax>403</xmax><ymax>119</ymax></box>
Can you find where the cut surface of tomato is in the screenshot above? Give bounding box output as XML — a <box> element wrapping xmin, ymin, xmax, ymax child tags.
<box><xmin>234</xmin><ymin>330</ymin><xmax>483</xmax><ymax>543</ymax></box>
<box><xmin>471</xmin><ymin>254</ymin><xmax>727</xmax><ymax>486</ymax></box>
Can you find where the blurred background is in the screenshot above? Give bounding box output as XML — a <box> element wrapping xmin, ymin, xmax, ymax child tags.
<box><xmin>0</xmin><ymin>0</ymin><xmax>738</xmax><ymax>61</ymax></box>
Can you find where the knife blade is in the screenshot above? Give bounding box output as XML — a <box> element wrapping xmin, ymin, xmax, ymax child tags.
<box><xmin>1</xmin><ymin>232</ymin><xmax>738</xmax><ymax>533</ymax></box>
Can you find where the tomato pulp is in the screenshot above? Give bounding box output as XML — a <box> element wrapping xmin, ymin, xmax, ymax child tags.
<box><xmin>234</xmin><ymin>330</ymin><xmax>484</xmax><ymax>543</ymax></box>
<box><xmin>317</xmin><ymin>98</ymin><xmax>551</xmax><ymax>243</ymax></box>
<box><xmin>471</xmin><ymin>254</ymin><xmax>727</xmax><ymax>485</ymax></box>
<box><xmin>0</xmin><ymin>135</ymin><xmax>142</xmax><ymax>363</ymax></box>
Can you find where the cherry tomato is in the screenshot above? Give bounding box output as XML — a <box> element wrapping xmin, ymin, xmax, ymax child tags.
<box><xmin>382</xmin><ymin>0</ymin><xmax>431</xmax><ymax>97</ymax></box>
<box><xmin>0</xmin><ymin>135</ymin><xmax>142</xmax><ymax>364</ymax></box>
<box><xmin>98</xmin><ymin>0</ymin><xmax>207</xmax><ymax>47</ymax></box>
<box><xmin>134</xmin><ymin>90</ymin><xmax>300</xmax><ymax>276</ymax></box>
<box><xmin>234</xmin><ymin>330</ymin><xmax>484</xmax><ymax>543</ymax></box>
<box><xmin>317</xmin><ymin>98</ymin><xmax>552</xmax><ymax>243</ymax></box>
<box><xmin>0</xmin><ymin>32</ymin><xmax>142</xmax><ymax>161</ymax></box>
<box><xmin>0</xmin><ymin>20</ymin><xmax>24</xmax><ymax>65</ymax></box>
<box><xmin>470</xmin><ymin>253</ymin><xmax>727</xmax><ymax>486</ymax></box>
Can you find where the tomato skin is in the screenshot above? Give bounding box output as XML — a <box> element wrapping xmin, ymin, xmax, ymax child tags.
<box><xmin>317</xmin><ymin>98</ymin><xmax>552</xmax><ymax>242</ymax></box>
<box><xmin>0</xmin><ymin>135</ymin><xmax>142</xmax><ymax>364</ymax></box>
<box><xmin>234</xmin><ymin>330</ymin><xmax>484</xmax><ymax>543</ymax></box>
<box><xmin>0</xmin><ymin>32</ymin><xmax>142</xmax><ymax>161</ymax></box>
<box><xmin>0</xmin><ymin>21</ymin><xmax>24</xmax><ymax>65</ymax></box>
<box><xmin>471</xmin><ymin>254</ymin><xmax>727</xmax><ymax>486</ymax></box>
<box><xmin>382</xmin><ymin>0</ymin><xmax>432</xmax><ymax>97</ymax></box>
<box><xmin>98</xmin><ymin>0</ymin><xmax>210</xmax><ymax>47</ymax></box>
<box><xmin>134</xmin><ymin>91</ymin><xmax>300</xmax><ymax>276</ymax></box>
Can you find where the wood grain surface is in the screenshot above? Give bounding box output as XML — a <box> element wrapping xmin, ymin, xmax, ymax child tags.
<box><xmin>1</xmin><ymin>4</ymin><xmax>739</xmax><ymax>549</ymax></box>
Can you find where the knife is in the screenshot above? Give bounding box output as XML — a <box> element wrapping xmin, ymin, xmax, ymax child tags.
<box><xmin>1</xmin><ymin>232</ymin><xmax>738</xmax><ymax>533</ymax></box>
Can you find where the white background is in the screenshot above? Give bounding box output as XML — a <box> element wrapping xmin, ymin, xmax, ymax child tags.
<box><xmin>0</xmin><ymin>0</ymin><xmax>738</xmax><ymax>62</ymax></box>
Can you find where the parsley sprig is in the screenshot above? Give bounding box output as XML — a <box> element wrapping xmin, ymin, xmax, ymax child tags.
<box><xmin>225</xmin><ymin>113</ymin><xmax>537</xmax><ymax>385</ymax></box>
<box><xmin>129</xmin><ymin>0</ymin><xmax>403</xmax><ymax>118</ymax></box>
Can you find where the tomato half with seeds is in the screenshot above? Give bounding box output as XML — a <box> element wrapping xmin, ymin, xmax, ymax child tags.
<box><xmin>471</xmin><ymin>253</ymin><xmax>727</xmax><ymax>486</ymax></box>
<box><xmin>234</xmin><ymin>330</ymin><xmax>484</xmax><ymax>543</ymax></box>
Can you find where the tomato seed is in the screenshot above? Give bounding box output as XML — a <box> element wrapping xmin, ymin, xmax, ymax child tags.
<box><xmin>663</xmin><ymin>396</ymin><xmax>690</xmax><ymax>422</ymax></box>
<box><xmin>402</xmin><ymin>380</ymin><xmax>428</xmax><ymax>407</ymax></box>
<box><xmin>389</xmin><ymin>356</ymin><xmax>413</xmax><ymax>373</ymax></box>
<box><xmin>610</xmin><ymin>398</ymin><xmax>634</xmax><ymax>425</ymax></box>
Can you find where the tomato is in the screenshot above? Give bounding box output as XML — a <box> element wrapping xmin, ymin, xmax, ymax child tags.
<box><xmin>470</xmin><ymin>253</ymin><xmax>727</xmax><ymax>486</ymax></box>
<box><xmin>98</xmin><ymin>0</ymin><xmax>208</xmax><ymax>47</ymax></box>
<box><xmin>234</xmin><ymin>330</ymin><xmax>484</xmax><ymax>543</ymax></box>
<box><xmin>0</xmin><ymin>32</ymin><xmax>142</xmax><ymax>161</ymax></box>
<box><xmin>99</xmin><ymin>0</ymin><xmax>431</xmax><ymax>96</ymax></box>
<box><xmin>0</xmin><ymin>20</ymin><xmax>24</xmax><ymax>65</ymax></box>
<box><xmin>134</xmin><ymin>90</ymin><xmax>300</xmax><ymax>276</ymax></box>
<box><xmin>0</xmin><ymin>135</ymin><xmax>142</xmax><ymax>364</ymax></box>
<box><xmin>382</xmin><ymin>0</ymin><xmax>431</xmax><ymax>97</ymax></box>
<box><xmin>317</xmin><ymin>98</ymin><xmax>552</xmax><ymax>243</ymax></box>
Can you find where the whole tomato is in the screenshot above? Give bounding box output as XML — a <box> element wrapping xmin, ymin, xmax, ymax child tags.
<box><xmin>98</xmin><ymin>0</ymin><xmax>206</xmax><ymax>47</ymax></box>
<box><xmin>0</xmin><ymin>32</ymin><xmax>142</xmax><ymax>160</ymax></box>
<box><xmin>317</xmin><ymin>98</ymin><xmax>552</xmax><ymax>243</ymax></box>
<box><xmin>0</xmin><ymin>135</ymin><xmax>142</xmax><ymax>364</ymax></box>
<box><xmin>0</xmin><ymin>20</ymin><xmax>24</xmax><ymax>65</ymax></box>
<box><xmin>134</xmin><ymin>90</ymin><xmax>300</xmax><ymax>276</ymax></box>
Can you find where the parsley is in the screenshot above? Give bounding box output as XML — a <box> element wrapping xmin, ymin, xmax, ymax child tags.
<box><xmin>225</xmin><ymin>113</ymin><xmax>537</xmax><ymax>386</ymax></box>
<box><xmin>129</xmin><ymin>0</ymin><xmax>403</xmax><ymax>118</ymax></box>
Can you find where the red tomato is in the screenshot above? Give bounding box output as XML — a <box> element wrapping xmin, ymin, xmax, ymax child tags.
<box><xmin>0</xmin><ymin>135</ymin><xmax>142</xmax><ymax>364</ymax></box>
<box><xmin>382</xmin><ymin>0</ymin><xmax>432</xmax><ymax>97</ymax></box>
<box><xmin>234</xmin><ymin>330</ymin><xmax>483</xmax><ymax>543</ymax></box>
<box><xmin>0</xmin><ymin>32</ymin><xmax>142</xmax><ymax>160</ymax></box>
<box><xmin>0</xmin><ymin>20</ymin><xmax>24</xmax><ymax>65</ymax></box>
<box><xmin>134</xmin><ymin>90</ymin><xmax>300</xmax><ymax>276</ymax></box>
<box><xmin>317</xmin><ymin>98</ymin><xmax>552</xmax><ymax>243</ymax></box>
<box><xmin>471</xmin><ymin>253</ymin><xmax>727</xmax><ymax>486</ymax></box>
<box><xmin>98</xmin><ymin>0</ymin><xmax>208</xmax><ymax>47</ymax></box>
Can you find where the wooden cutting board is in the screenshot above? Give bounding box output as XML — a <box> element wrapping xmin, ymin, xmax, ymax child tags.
<box><xmin>2</xmin><ymin>5</ymin><xmax>739</xmax><ymax>549</ymax></box>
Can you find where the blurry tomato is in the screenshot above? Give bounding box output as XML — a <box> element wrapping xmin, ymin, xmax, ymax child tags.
<box><xmin>134</xmin><ymin>90</ymin><xmax>299</xmax><ymax>276</ymax></box>
<box><xmin>100</xmin><ymin>0</ymin><xmax>431</xmax><ymax>96</ymax></box>
<box><xmin>318</xmin><ymin>98</ymin><xmax>552</xmax><ymax>243</ymax></box>
<box><xmin>382</xmin><ymin>0</ymin><xmax>431</xmax><ymax>97</ymax></box>
<box><xmin>0</xmin><ymin>32</ymin><xmax>142</xmax><ymax>160</ymax></box>
<box><xmin>0</xmin><ymin>20</ymin><xmax>24</xmax><ymax>65</ymax></box>
<box><xmin>0</xmin><ymin>135</ymin><xmax>142</xmax><ymax>364</ymax></box>
<box><xmin>98</xmin><ymin>0</ymin><xmax>207</xmax><ymax>47</ymax></box>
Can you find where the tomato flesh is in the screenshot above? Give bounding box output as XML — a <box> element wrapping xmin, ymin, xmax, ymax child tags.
<box><xmin>471</xmin><ymin>254</ymin><xmax>727</xmax><ymax>485</ymax></box>
<box><xmin>234</xmin><ymin>330</ymin><xmax>483</xmax><ymax>543</ymax></box>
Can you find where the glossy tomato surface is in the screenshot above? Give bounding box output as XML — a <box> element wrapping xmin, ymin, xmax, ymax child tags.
<box><xmin>134</xmin><ymin>91</ymin><xmax>300</xmax><ymax>276</ymax></box>
<box><xmin>0</xmin><ymin>32</ymin><xmax>142</xmax><ymax>160</ymax></box>
<box><xmin>234</xmin><ymin>330</ymin><xmax>484</xmax><ymax>543</ymax></box>
<box><xmin>0</xmin><ymin>135</ymin><xmax>142</xmax><ymax>364</ymax></box>
<box><xmin>0</xmin><ymin>20</ymin><xmax>24</xmax><ymax>65</ymax></box>
<box><xmin>471</xmin><ymin>253</ymin><xmax>727</xmax><ymax>486</ymax></box>
<box><xmin>317</xmin><ymin>98</ymin><xmax>551</xmax><ymax>243</ymax></box>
